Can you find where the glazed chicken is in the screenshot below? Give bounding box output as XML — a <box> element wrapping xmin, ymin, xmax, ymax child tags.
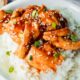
<box><xmin>0</xmin><ymin>5</ymin><xmax>80</xmax><ymax>71</ymax></box>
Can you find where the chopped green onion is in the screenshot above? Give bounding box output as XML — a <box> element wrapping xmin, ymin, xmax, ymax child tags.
<box><xmin>43</xmin><ymin>7</ymin><xmax>47</xmax><ymax>12</ymax></box>
<box><xmin>5</xmin><ymin>10</ymin><xmax>13</xmax><ymax>14</ymax></box>
<box><xmin>13</xmin><ymin>21</ymin><xmax>17</xmax><ymax>24</ymax></box>
<box><xmin>6</xmin><ymin>51</ymin><xmax>11</xmax><ymax>56</ymax></box>
<box><xmin>53</xmin><ymin>52</ymin><xmax>60</xmax><ymax>58</ymax></box>
<box><xmin>32</xmin><ymin>10</ymin><xmax>38</xmax><ymax>18</ymax></box>
<box><xmin>29</xmin><ymin>55</ymin><xmax>33</xmax><ymax>61</ymax></box>
<box><xmin>52</xmin><ymin>22</ymin><xmax>57</xmax><ymax>29</ymax></box>
<box><xmin>70</xmin><ymin>34</ymin><xmax>78</xmax><ymax>42</ymax></box>
<box><xmin>34</xmin><ymin>40</ymin><xmax>42</xmax><ymax>47</ymax></box>
<box><xmin>9</xmin><ymin>66</ymin><xmax>14</xmax><ymax>73</ymax></box>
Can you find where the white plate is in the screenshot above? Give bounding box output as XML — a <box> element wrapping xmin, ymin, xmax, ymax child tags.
<box><xmin>1</xmin><ymin>0</ymin><xmax>80</xmax><ymax>12</ymax></box>
<box><xmin>0</xmin><ymin>0</ymin><xmax>80</xmax><ymax>80</ymax></box>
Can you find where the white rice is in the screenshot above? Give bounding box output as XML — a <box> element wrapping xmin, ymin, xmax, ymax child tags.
<box><xmin>0</xmin><ymin>9</ymin><xmax>80</xmax><ymax>80</ymax></box>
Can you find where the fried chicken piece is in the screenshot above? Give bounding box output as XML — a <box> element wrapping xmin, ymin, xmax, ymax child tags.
<box><xmin>0</xmin><ymin>22</ymin><xmax>3</xmax><ymax>34</ymax></box>
<box><xmin>32</xmin><ymin>22</ymin><xmax>40</xmax><ymax>39</ymax></box>
<box><xmin>16</xmin><ymin>23</ymin><xmax>32</xmax><ymax>58</ymax></box>
<box><xmin>16</xmin><ymin>22</ymin><xmax>40</xmax><ymax>58</ymax></box>
<box><xmin>0</xmin><ymin>10</ymin><xmax>6</xmax><ymax>20</ymax></box>
<box><xmin>22</xmin><ymin>5</ymin><xmax>40</xmax><ymax>19</ymax></box>
<box><xmin>43</xmin><ymin>27</ymin><xmax>70</xmax><ymax>40</ymax></box>
<box><xmin>11</xmin><ymin>8</ymin><xmax>24</xmax><ymax>19</ymax></box>
<box><xmin>3</xmin><ymin>17</ymin><xmax>25</xmax><ymax>44</ymax></box>
<box><xmin>43</xmin><ymin>27</ymin><xmax>70</xmax><ymax>43</ymax></box>
<box><xmin>26</xmin><ymin>46</ymin><xmax>64</xmax><ymax>71</ymax></box>
<box><xmin>52</xmin><ymin>37</ymin><xmax>80</xmax><ymax>50</ymax></box>
<box><xmin>43</xmin><ymin>28</ymin><xmax>80</xmax><ymax>50</ymax></box>
<box><xmin>39</xmin><ymin>10</ymin><xmax>59</xmax><ymax>26</ymax></box>
<box><xmin>39</xmin><ymin>43</ymin><xmax>56</xmax><ymax>56</ymax></box>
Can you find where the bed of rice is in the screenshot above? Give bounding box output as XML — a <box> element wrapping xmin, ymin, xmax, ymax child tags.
<box><xmin>0</xmin><ymin>8</ymin><xmax>80</xmax><ymax>80</ymax></box>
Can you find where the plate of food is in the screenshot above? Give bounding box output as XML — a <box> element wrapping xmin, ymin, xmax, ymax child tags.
<box><xmin>0</xmin><ymin>0</ymin><xmax>80</xmax><ymax>80</ymax></box>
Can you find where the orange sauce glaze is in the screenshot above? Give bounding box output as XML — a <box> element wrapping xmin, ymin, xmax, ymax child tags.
<box><xmin>0</xmin><ymin>17</ymin><xmax>25</xmax><ymax>45</ymax></box>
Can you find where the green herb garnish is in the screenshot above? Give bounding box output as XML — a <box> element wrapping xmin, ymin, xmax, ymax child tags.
<box><xmin>34</xmin><ymin>40</ymin><xmax>41</xmax><ymax>47</ymax></box>
<box><xmin>13</xmin><ymin>21</ymin><xmax>17</xmax><ymax>24</ymax></box>
<box><xmin>5</xmin><ymin>10</ymin><xmax>13</xmax><ymax>14</ymax></box>
<box><xmin>6</xmin><ymin>51</ymin><xmax>11</xmax><ymax>56</ymax></box>
<box><xmin>70</xmin><ymin>34</ymin><xmax>78</xmax><ymax>42</ymax></box>
<box><xmin>53</xmin><ymin>53</ymin><xmax>60</xmax><ymax>58</ymax></box>
<box><xmin>52</xmin><ymin>22</ymin><xmax>57</xmax><ymax>29</ymax></box>
<box><xmin>32</xmin><ymin>10</ymin><xmax>38</xmax><ymax>18</ymax></box>
<box><xmin>29</xmin><ymin>55</ymin><xmax>33</xmax><ymax>61</ymax></box>
<box><xmin>43</xmin><ymin>7</ymin><xmax>47</xmax><ymax>12</ymax></box>
<box><xmin>9</xmin><ymin>66</ymin><xmax>14</xmax><ymax>73</ymax></box>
